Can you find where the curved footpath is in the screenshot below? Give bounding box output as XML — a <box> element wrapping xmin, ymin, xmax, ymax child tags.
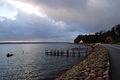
<box><xmin>55</xmin><ymin>44</ymin><xmax>110</xmax><ymax>80</ymax></box>
<box><xmin>102</xmin><ymin>44</ymin><xmax>120</xmax><ymax>80</ymax></box>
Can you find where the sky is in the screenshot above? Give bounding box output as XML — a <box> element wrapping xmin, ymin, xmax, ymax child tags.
<box><xmin>0</xmin><ymin>0</ymin><xmax>120</xmax><ymax>42</ymax></box>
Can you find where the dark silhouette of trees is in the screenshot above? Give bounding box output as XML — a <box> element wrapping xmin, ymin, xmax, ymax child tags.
<box><xmin>74</xmin><ymin>24</ymin><xmax>120</xmax><ymax>43</ymax></box>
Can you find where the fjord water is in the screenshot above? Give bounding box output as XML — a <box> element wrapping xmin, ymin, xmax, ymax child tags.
<box><xmin>0</xmin><ymin>42</ymin><xmax>91</xmax><ymax>80</ymax></box>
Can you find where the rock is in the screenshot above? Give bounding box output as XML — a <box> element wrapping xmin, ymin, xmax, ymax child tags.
<box><xmin>96</xmin><ymin>64</ymin><xmax>104</xmax><ymax>68</ymax></box>
<box><xmin>90</xmin><ymin>64</ymin><xmax>96</xmax><ymax>67</ymax></box>
<box><xmin>85</xmin><ymin>76</ymin><xmax>91</xmax><ymax>80</ymax></box>
<box><xmin>90</xmin><ymin>70</ymin><xmax>94</xmax><ymax>73</ymax></box>
<box><xmin>105</xmin><ymin>78</ymin><xmax>109</xmax><ymax>80</ymax></box>
<box><xmin>103</xmin><ymin>70</ymin><xmax>109</xmax><ymax>75</ymax></box>
<box><xmin>82</xmin><ymin>70</ymin><xmax>86</xmax><ymax>73</ymax></box>
<box><xmin>97</xmin><ymin>72</ymin><xmax>103</xmax><ymax>77</ymax></box>
<box><xmin>89</xmin><ymin>73</ymin><xmax>96</xmax><ymax>78</ymax></box>
<box><xmin>84</xmin><ymin>72</ymin><xmax>89</xmax><ymax>76</ymax></box>
<box><xmin>86</xmin><ymin>68</ymin><xmax>90</xmax><ymax>72</ymax></box>
<box><xmin>97</xmin><ymin>68</ymin><xmax>104</xmax><ymax>73</ymax></box>
<box><xmin>55</xmin><ymin>45</ymin><xmax>110</xmax><ymax>80</ymax></box>
<box><xmin>96</xmin><ymin>77</ymin><xmax>104</xmax><ymax>80</ymax></box>
<box><xmin>74</xmin><ymin>77</ymin><xmax>79</xmax><ymax>80</ymax></box>
<box><xmin>103</xmin><ymin>75</ymin><xmax>109</xmax><ymax>78</ymax></box>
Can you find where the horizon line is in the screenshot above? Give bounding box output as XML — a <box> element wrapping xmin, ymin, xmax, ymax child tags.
<box><xmin>0</xmin><ymin>41</ymin><xmax>71</xmax><ymax>43</ymax></box>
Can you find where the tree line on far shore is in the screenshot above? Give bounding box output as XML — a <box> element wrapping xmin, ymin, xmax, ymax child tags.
<box><xmin>74</xmin><ymin>24</ymin><xmax>120</xmax><ymax>43</ymax></box>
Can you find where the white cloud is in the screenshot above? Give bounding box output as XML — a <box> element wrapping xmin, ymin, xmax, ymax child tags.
<box><xmin>0</xmin><ymin>17</ymin><xmax>5</xmax><ymax>22</ymax></box>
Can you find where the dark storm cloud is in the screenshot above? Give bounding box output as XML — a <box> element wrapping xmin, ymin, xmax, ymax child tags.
<box><xmin>0</xmin><ymin>12</ymin><xmax>82</xmax><ymax>41</ymax></box>
<box><xmin>21</xmin><ymin>0</ymin><xmax>87</xmax><ymax>8</ymax></box>
<box><xmin>0</xmin><ymin>0</ymin><xmax>120</xmax><ymax>41</ymax></box>
<box><xmin>22</xmin><ymin>0</ymin><xmax>120</xmax><ymax>27</ymax></box>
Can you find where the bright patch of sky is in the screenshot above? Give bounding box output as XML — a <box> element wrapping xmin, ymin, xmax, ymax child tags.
<box><xmin>6</xmin><ymin>0</ymin><xmax>47</xmax><ymax>18</ymax></box>
<box><xmin>0</xmin><ymin>3</ymin><xmax>18</xmax><ymax>20</ymax></box>
<box><xmin>0</xmin><ymin>0</ymin><xmax>65</xmax><ymax>28</ymax></box>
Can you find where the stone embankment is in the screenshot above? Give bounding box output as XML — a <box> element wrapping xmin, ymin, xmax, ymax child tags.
<box><xmin>55</xmin><ymin>44</ymin><xmax>110</xmax><ymax>80</ymax></box>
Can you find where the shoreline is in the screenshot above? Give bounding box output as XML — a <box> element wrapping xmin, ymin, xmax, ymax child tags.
<box><xmin>55</xmin><ymin>44</ymin><xmax>110</xmax><ymax>80</ymax></box>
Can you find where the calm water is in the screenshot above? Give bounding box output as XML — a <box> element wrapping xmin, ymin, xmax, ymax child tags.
<box><xmin>0</xmin><ymin>42</ymin><xmax>91</xmax><ymax>80</ymax></box>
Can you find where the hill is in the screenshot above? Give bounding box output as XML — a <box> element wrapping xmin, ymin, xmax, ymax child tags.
<box><xmin>74</xmin><ymin>24</ymin><xmax>120</xmax><ymax>43</ymax></box>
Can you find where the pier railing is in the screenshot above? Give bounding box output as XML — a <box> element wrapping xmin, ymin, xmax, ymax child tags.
<box><xmin>45</xmin><ymin>47</ymin><xmax>89</xmax><ymax>57</ymax></box>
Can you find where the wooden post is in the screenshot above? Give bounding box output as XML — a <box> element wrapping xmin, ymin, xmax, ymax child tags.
<box><xmin>50</xmin><ymin>50</ymin><xmax>53</xmax><ymax>55</ymax></box>
<box><xmin>78</xmin><ymin>47</ymin><xmax>80</xmax><ymax>57</ymax></box>
<box><xmin>81</xmin><ymin>48</ymin><xmax>83</xmax><ymax>50</ymax></box>
<box><xmin>66</xmin><ymin>49</ymin><xmax>69</xmax><ymax>56</ymax></box>
<box><xmin>54</xmin><ymin>50</ymin><xmax>56</xmax><ymax>55</ymax></box>
<box><xmin>61</xmin><ymin>50</ymin><xmax>63</xmax><ymax>56</ymax></box>
<box><xmin>86</xmin><ymin>48</ymin><xmax>88</xmax><ymax>56</ymax></box>
<box><xmin>45</xmin><ymin>50</ymin><xmax>48</xmax><ymax>55</ymax></box>
<box><xmin>72</xmin><ymin>50</ymin><xmax>75</xmax><ymax>57</ymax></box>
<box><xmin>57</xmin><ymin>50</ymin><xmax>59</xmax><ymax>56</ymax></box>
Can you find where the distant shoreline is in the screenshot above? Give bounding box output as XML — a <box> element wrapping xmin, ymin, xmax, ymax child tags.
<box><xmin>0</xmin><ymin>42</ymin><xmax>70</xmax><ymax>44</ymax></box>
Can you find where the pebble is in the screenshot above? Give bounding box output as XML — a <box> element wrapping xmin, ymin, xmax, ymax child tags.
<box><xmin>103</xmin><ymin>70</ymin><xmax>109</xmax><ymax>75</ymax></box>
<box><xmin>89</xmin><ymin>73</ymin><xmax>96</xmax><ymax>78</ymax></box>
<box><xmin>96</xmin><ymin>64</ymin><xmax>104</xmax><ymax>68</ymax></box>
<box><xmin>90</xmin><ymin>70</ymin><xmax>94</xmax><ymax>73</ymax></box>
<box><xmin>96</xmin><ymin>77</ymin><xmax>104</xmax><ymax>80</ymax></box>
<box><xmin>97</xmin><ymin>68</ymin><xmax>104</xmax><ymax>73</ymax></box>
<box><xmin>103</xmin><ymin>75</ymin><xmax>109</xmax><ymax>78</ymax></box>
<box><xmin>91</xmin><ymin>64</ymin><xmax>96</xmax><ymax>67</ymax></box>
<box><xmin>85</xmin><ymin>72</ymin><xmax>89</xmax><ymax>76</ymax></box>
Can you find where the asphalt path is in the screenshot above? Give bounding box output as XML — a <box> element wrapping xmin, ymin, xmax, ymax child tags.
<box><xmin>102</xmin><ymin>44</ymin><xmax>120</xmax><ymax>80</ymax></box>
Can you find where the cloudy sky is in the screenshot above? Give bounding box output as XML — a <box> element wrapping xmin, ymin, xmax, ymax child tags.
<box><xmin>0</xmin><ymin>0</ymin><xmax>120</xmax><ymax>42</ymax></box>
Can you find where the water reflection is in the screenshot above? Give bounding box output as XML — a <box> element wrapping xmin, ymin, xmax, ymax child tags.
<box><xmin>0</xmin><ymin>43</ymin><xmax>91</xmax><ymax>80</ymax></box>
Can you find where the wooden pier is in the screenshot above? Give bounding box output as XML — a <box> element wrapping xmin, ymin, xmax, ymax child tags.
<box><xmin>45</xmin><ymin>47</ymin><xmax>89</xmax><ymax>57</ymax></box>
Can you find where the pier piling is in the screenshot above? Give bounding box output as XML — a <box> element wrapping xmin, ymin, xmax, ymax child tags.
<box><xmin>54</xmin><ymin>50</ymin><xmax>56</xmax><ymax>55</ymax></box>
<box><xmin>50</xmin><ymin>50</ymin><xmax>53</xmax><ymax>55</ymax></box>
<box><xmin>45</xmin><ymin>50</ymin><xmax>48</xmax><ymax>55</ymax></box>
<box><xmin>78</xmin><ymin>47</ymin><xmax>80</xmax><ymax>57</ymax></box>
<box><xmin>86</xmin><ymin>48</ymin><xmax>88</xmax><ymax>56</ymax></box>
<box><xmin>45</xmin><ymin>47</ymin><xmax>89</xmax><ymax>57</ymax></box>
<box><xmin>57</xmin><ymin>50</ymin><xmax>59</xmax><ymax>56</ymax></box>
<box><xmin>66</xmin><ymin>49</ymin><xmax>69</xmax><ymax>56</ymax></box>
<box><xmin>72</xmin><ymin>50</ymin><xmax>75</xmax><ymax>57</ymax></box>
<box><xmin>61</xmin><ymin>50</ymin><xmax>63</xmax><ymax>56</ymax></box>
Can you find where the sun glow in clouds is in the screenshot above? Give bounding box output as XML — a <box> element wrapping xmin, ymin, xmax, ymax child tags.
<box><xmin>6</xmin><ymin>0</ymin><xmax>66</xmax><ymax>28</ymax></box>
<box><xmin>6</xmin><ymin>0</ymin><xmax>47</xmax><ymax>18</ymax></box>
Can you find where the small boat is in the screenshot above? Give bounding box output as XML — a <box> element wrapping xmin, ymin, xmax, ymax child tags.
<box><xmin>7</xmin><ymin>53</ymin><xmax>13</xmax><ymax>57</ymax></box>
